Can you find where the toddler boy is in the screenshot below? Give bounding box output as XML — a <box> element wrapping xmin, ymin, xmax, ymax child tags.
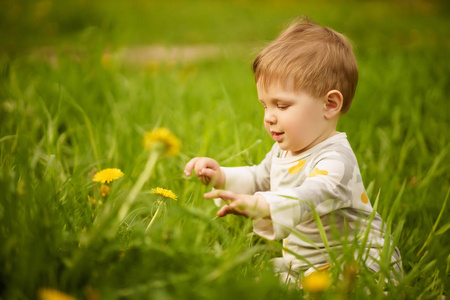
<box><xmin>184</xmin><ymin>17</ymin><xmax>402</xmax><ymax>285</ymax></box>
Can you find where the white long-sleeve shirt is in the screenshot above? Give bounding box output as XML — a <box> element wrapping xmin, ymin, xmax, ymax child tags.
<box><xmin>221</xmin><ymin>132</ymin><xmax>401</xmax><ymax>276</ymax></box>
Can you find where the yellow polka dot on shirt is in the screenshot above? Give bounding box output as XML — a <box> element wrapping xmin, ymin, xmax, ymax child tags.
<box><xmin>283</xmin><ymin>240</ymin><xmax>289</xmax><ymax>254</ymax></box>
<box><xmin>361</xmin><ymin>192</ymin><xmax>369</xmax><ymax>204</ymax></box>
<box><xmin>307</xmin><ymin>168</ymin><xmax>329</xmax><ymax>178</ymax></box>
<box><xmin>289</xmin><ymin>159</ymin><xmax>306</xmax><ymax>175</ymax></box>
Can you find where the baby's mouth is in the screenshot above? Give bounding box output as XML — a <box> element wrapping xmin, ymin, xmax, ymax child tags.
<box><xmin>271</xmin><ymin>131</ymin><xmax>285</xmax><ymax>141</ymax></box>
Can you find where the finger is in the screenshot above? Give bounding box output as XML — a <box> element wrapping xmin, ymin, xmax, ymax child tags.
<box><xmin>203</xmin><ymin>190</ymin><xmax>236</xmax><ymax>200</ymax></box>
<box><xmin>217</xmin><ymin>203</ymin><xmax>248</xmax><ymax>218</ymax></box>
<box><xmin>192</xmin><ymin>160</ymin><xmax>210</xmax><ymax>178</ymax></box>
<box><xmin>217</xmin><ymin>205</ymin><xmax>231</xmax><ymax>217</ymax></box>
<box><xmin>199</xmin><ymin>168</ymin><xmax>217</xmax><ymax>185</ymax></box>
<box><xmin>199</xmin><ymin>167</ymin><xmax>216</xmax><ymax>178</ymax></box>
<box><xmin>199</xmin><ymin>175</ymin><xmax>211</xmax><ymax>185</ymax></box>
<box><xmin>184</xmin><ymin>157</ymin><xmax>200</xmax><ymax>176</ymax></box>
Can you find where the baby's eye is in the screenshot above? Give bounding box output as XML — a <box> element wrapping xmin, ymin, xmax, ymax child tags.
<box><xmin>277</xmin><ymin>105</ymin><xmax>289</xmax><ymax>110</ymax></box>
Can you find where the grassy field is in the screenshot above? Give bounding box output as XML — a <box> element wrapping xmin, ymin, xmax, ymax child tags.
<box><xmin>1</xmin><ymin>0</ymin><xmax>449</xmax><ymax>299</ymax></box>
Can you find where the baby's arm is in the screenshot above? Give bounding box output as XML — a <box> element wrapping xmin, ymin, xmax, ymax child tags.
<box><xmin>184</xmin><ymin>146</ymin><xmax>275</xmax><ymax>218</ymax></box>
<box><xmin>184</xmin><ymin>157</ymin><xmax>271</xmax><ymax>219</ymax></box>
<box><xmin>184</xmin><ymin>157</ymin><xmax>226</xmax><ymax>188</ymax></box>
<box><xmin>204</xmin><ymin>189</ymin><xmax>270</xmax><ymax>219</ymax></box>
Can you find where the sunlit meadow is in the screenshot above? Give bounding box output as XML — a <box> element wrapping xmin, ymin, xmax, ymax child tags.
<box><xmin>1</xmin><ymin>0</ymin><xmax>449</xmax><ymax>299</ymax></box>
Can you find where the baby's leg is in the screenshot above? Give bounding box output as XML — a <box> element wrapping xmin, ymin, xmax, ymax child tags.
<box><xmin>271</xmin><ymin>257</ymin><xmax>301</xmax><ymax>288</ymax></box>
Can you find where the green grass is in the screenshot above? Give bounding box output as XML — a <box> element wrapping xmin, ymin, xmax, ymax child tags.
<box><xmin>1</xmin><ymin>0</ymin><xmax>449</xmax><ymax>299</ymax></box>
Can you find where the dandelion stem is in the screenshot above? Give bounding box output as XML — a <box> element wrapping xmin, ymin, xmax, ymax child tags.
<box><xmin>145</xmin><ymin>202</ymin><xmax>162</xmax><ymax>232</ymax></box>
<box><xmin>118</xmin><ymin>150</ymin><xmax>160</xmax><ymax>221</ymax></box>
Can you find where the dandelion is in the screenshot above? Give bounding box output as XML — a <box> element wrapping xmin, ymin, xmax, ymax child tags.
<box><xmin>87</xmin><ymin>195</ymin><xmax>96</xmax><ymax>205</ymax></box>
<box><xmin>302</xmin><ymin>270</ymin><xmax>332</xmax><ymax>293</ymax></box>
<box><xmin>143</xmin><ymin>127</ymin><xmax>181</xmax><ymax>156</ymax></box>
<box><xmin>100</xmin><ymin>184</ymin><xmax>111</xmax><ymax>198</ymax></box>
<box><xmin>92</xmin><ymin>168</ymin><xmax>124</xmax><ymax>184</ymax></box>
<box><xmin>152</xmin><ymin>187</ymin><xmax>178</xmax><ymax>200</ymax></box>
<box><xmin>38</xmin><ymin>288</ymin><xmax>76</xmax><ymax>300</ymax></box>
<box><xmin>92</xmin><ymin>168</ymin><xmax>123</xmax><ymax>201</ymax></box>
<box><xmin>146</xmin><ymin>187</ymin><xmax>177</xmax><ymax>232</ymax></box>
<box><xmin>118</xmin><ymin>129</ymin><xmax>179</xmax><ymax>222</ymax></box>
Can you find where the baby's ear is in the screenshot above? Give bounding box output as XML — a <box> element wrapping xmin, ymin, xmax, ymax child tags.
<box><xmin>324</xmin><ymin>90</ymin><xmax>343</xmax><ymax>119</ymax></box>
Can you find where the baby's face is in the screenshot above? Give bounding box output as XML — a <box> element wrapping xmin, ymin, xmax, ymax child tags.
<box><xmin>257</xmin><ymin>81</ymin><xmax>332</xmax><ymax>157</ymax></box>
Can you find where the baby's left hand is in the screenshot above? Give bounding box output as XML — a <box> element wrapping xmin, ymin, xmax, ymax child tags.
<box><xmin>203</xmin><ymin>190</ymin><xmax>270</xmax><ymax>219</ymax></box>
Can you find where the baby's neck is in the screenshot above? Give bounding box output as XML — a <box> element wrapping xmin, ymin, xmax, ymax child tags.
<box><xmin>286</xmin><ymin>130</ymin><xmax>339</xmax><ymax>157</ymax></box>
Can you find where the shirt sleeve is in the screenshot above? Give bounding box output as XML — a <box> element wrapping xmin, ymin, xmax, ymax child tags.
<box><xmin>254</xmin><ymin>151</ymin><xmax>354</xmax><ymax>240</ymax></box>
<box><xmin>222</xmin><ymin>144</ymin><xmax>274</xmax><ymax>194</ymax></box>
<box><xmin>213</xmin><ymin>144</ymin><xmax>274</xmax><ymax>207</ymax></box>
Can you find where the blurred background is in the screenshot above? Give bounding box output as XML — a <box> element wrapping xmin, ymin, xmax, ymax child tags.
<box><xmin>1</xmin><ymin>1</ymin><xmax>449</xmax><ymax>299</ymax></box>
<box><xmin>1</xmin><ymin>0</ymin><xmax>449</xmax><ymax>54</ymax></box>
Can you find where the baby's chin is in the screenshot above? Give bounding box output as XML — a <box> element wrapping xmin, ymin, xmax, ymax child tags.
<box><xmin>277</xmin><ymin>143</ymin><xmax>293</xmax><ymax>153</ymax></box>
<box><xmin>279</xmin><ymin>144</ymin><xmax>309</xmax><ymax>157</ymax></box>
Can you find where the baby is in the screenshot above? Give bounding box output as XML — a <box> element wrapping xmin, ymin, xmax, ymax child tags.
<box><xmin>184</xmin><ymin>17</ymin><xmax>402</xmax><ymax>285</ymax></box>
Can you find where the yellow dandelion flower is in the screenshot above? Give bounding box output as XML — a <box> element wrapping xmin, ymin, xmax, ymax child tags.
<box><xmin>100</xmin><ymin>184</ymin><xmax>111</xmax><ymax>198</ymax></box>
<box><xmin>302</xmin><ymin>270</ymin><xmax>332</xmax><ymax>293</ymax></box>
<box><xmin>87</xmin><ymin>195</ymin><xmax>96</xmax><ymax>205</ymax></box>
<box><xmin>143</xmin><ymin>127</ymin><xmax>181</xmax><ymax>156</ymax></box>
<box><xmin>92</xmin><ymin>168</ymin><xmax>124</xmax><ymax>184</ymax></box>
<box><xmin>152</xmin><ymin>187</ymin><xmax>178</xmax><ymax>200</ymax></box>
<box><xmin>38</xmin><ymin>288</ymin><xmax>77</xmax><ymax>300</ymax></box>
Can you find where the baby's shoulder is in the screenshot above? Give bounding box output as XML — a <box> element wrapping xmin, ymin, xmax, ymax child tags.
<box><xmin>313</xmin><ymin>140</ymin><xmax>357</xmax><ymax>165</ymax></box>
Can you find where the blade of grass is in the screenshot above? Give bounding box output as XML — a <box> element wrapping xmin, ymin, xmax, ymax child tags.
<box><xmin>417</xmin><ymin>187</ymin><xmax>449</xmax><ymax>256</ymax></box>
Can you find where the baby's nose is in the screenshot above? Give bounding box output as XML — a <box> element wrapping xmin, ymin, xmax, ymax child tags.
<box><xmin>264</xmin><ymin>111</ymin><xmax>277</xmax><ymax>124</ymax></box>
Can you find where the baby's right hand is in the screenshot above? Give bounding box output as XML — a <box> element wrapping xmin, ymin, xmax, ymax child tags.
<box><xmin>184</xmin><ymin>157</ymin><xmax>225</xmax><ymax>188</ymax></box>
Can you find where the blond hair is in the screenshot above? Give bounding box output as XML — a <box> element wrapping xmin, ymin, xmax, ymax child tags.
<box><xmin>253</xmin><ymin>17</ymin><xmax>358</xmax><ymax>113</ymax></box>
